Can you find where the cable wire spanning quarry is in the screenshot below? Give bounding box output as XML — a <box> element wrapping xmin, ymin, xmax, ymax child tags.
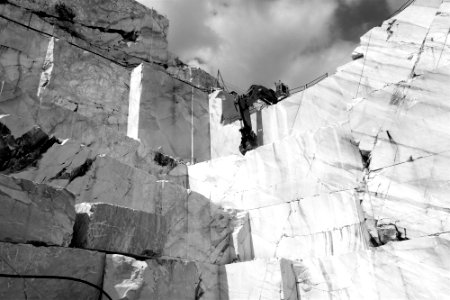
<box><xmin>0</xmin><ymin>253</ymin><xmax>113</xmax><ymax>300</ymax></box>
<box><xmin>289</xmin><ymin>73</ymin><xmax>329</xmax><ymax>95</ymax></box>
<box><xmin>0</xmin><ymin>274</ymin><xmax>113</xmax><ymax>300</ymax></box>
<box><xmin>387</xmin><ymin>0</ymin><xmax>416</xmax><ymax>20</ymax></box>
<box><xmin>0</xmin><ymin>13</ymin><xmax>211</xmax><ymax>94</ymax></box>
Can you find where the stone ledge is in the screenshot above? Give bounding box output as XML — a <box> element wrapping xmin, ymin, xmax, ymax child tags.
<box><xmin>72</xmin><ymin>202</ymin><xmax>167</xmax><ymax>257</ymax></box>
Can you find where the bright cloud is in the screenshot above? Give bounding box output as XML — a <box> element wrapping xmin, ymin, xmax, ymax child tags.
<box><xmin>138</xmin><ymin>0</ymin><xmax>407</xmax><ymax>91</ymax></box>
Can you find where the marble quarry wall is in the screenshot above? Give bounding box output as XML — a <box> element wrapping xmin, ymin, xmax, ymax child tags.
<box><xmin>133</xmin><ymin>63</ymin><xmax>210</xmax><ymax>162</ymax></box>
<box><xmin>0</xmin><ymin>0</ymin><xmax>211</xmax><ymax>166</ymax></box>
<box><xmin>1</xmin><ymin>0</ymin><xmax>450</xmax><ymax>299</ymax></box>
<box><xmin>1</xmin><ymin>0</ymin><xmax>169</xmax><ymax>65</ymax></box>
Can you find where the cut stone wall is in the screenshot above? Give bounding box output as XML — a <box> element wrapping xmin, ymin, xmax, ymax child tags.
<box><xmin>130</xmin><ymin>63</ymin><xmax>210</xmax><ymax>162</ymax></box>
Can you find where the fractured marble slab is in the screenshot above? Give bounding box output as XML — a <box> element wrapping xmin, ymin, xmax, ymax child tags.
<box><xmin>363</xmin><ymin>153</ymin><xmax>450</xmax><ymax>238</ymax></box>
<box><xmin>189</xmin><ymin>126</ymin><xmax>363</xmax><ymax>210</ymax></box>
<box><xmin>295</xmin><ymin>237</ymin><xmax>450</xmax><ymax>299</ymax></box>
<box><xmin>9</xmin><ymin>137</ymin><xmax>237</xmax><ymax>264</ymax></box>
<box><xmin>248</xmin><ymin>190</ymin><xmax>369</xmax><ymax>260</ymax></box>
<box><xmin>0</xmin><ymin>174</ymin><xmax>75</xmax><ymax>246</ymax></box>
<box><xmin>73</xmin><ymin>202</ymin><xmax>167</xmax><ymax>257</ymax></box>
<box><xmin>38</xmin><ymin>37</ymin><xmax>131</xmax><ymax>133</ymax></box>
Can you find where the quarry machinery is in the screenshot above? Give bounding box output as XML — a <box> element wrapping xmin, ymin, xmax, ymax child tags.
<box><xmin>275</xmin><ymin>80</ymin><xmax>290</xmax><ymax>98</ymax></box>
<box><xmin>235</xmin><ymin>85</ymin><xmax>279</xmax><ymax>155</ymax></box>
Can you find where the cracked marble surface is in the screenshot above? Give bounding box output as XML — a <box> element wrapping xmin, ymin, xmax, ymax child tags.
<box><xmin>295</xmin><ymin>237</ymin><xmax>450</xmax><ymax>299</ymax></box>
<box><xmin>189</xmin><ymin>126</ymin><xmax>363</xmax><ymax>211</ymax></box>
<box><xmin>0</xmin><ymin>174</ymin><xmax>75</xmax><ymax>246</ymax></box>
<box><xmin>136</xmin><ymin>63</ymin><xmax>211</xmax><ymax>162</ymax></box>
<box><xmin>248</xmin><ymin>190</ymin><xmax>368</xmax><ymax>260</ymax></box>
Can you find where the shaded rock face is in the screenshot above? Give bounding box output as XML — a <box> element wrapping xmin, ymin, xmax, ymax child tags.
<box><xmin>73</xmin><ymin>203</ymin><xmax>167</xmax><ymax>257</ymax></box>
<box><xmin>0</xmin><ymin>242</ymin><xmax>105</xmax><ymax>300</ymax></box>
<box><xmin>0</xmin><ymin>8</ymin><xmax>211</xmax><ymax>166</ymax></box>
<box><xmin>2</xmin><ymin>0</ymin><xmax>169</xmax><ymax>65</ymax></box>
<box><xmin>103</xmin><ymin>254</ymin><xmax>219</xmax><ymax>300</ymax></box>
<box><xmin>4</xmin><ymin>133</ymin><xmax>238</xmax><ymax>264</ymax></box>
<box><xmin>38</xmin><ymin>38</ymin><xmax>131</xmax><ymax>132</ymax></box>
<box><xmin>0</xmin><ymin>123</ymin><xmax>59</xmax><ymax>173</ymax></box>
<box><xmin>166</xmin><ymin>64</ymin><xmax>219</xmax><ymax>92</ymax></box>
<box><xmin>131</xmin><ymin>63</ymin><xmax>211</xmax><ymax>162</ymax></box>
<box><xmin>0</xmin><ymin>5</ymin><xmax>193</xmax><ymax>180</ymax></box>
<box><xmin>0</xmin><ymin>174</ymin><xmax>75</xmax><ymax>246</ymax></box>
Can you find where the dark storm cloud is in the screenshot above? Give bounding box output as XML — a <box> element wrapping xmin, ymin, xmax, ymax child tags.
<box><xmin>332</xmin><ymin>0</ymin><xmax>392</xmax><ymax>41</ymax></box>
<box><xmin>138</xmin><ymin>0</ymin><xmax>407</xmax><ymax>90</ymax></box>
<box><xmin>149</xmin><ymin>0</ymin><xmax>221</xmax><ymax>56</ymax></box>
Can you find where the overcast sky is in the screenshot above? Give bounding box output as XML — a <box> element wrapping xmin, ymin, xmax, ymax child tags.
<box><xmin>138</xmin><ymin>0</ymin><xmax>407</xmax><ymax>92</ymax></box>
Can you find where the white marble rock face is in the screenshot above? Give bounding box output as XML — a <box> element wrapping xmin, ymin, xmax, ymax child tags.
<box><xmin>189</xmin><ymin>126</ymin><xmax>367</xmax><ymax>260</ymax></box>
<box><xmin>345</xmin><ymin>1</ymin><xmax>450</xmax><ymax>241</ymax></box>
<box><xmin>209</xmin><ymin>90</ymin><xmax>242</xmax><ymax>159</ymax></box>
<box><xmin>0</xmin><ymin>174</ymin><xmax>75</xmax><ymax>246</ymax></box>
<box><xmin>199</xmin><ymin>0</ymin><xmax>450</xmax><ymax>273</ymax></box>
<box><xmin>219</xmin><ymin>258</ymin><xmax>298</xmax><ymax>300</ymax></box>
<box><xmin>103</xmin><ymin>254</ymin><xmax>220</xmax><ymax>300</ymax></box>
<box><xmin>248</xmin><ymin>190</ymin><xmax>369</xmax><ymax>260</ymax></box>
<box><xmin>0</xmin><ymin>242</ymin><xmax>105</xmax><ymax>300</ymax></box>
<box><xmin>189</xmin><ymin>126</ymin><xmax>363</xmax><ymax>211</ymax></box>
<box><xmin>230</xmin><ymin>211</ymin><xmax>254</xmax><ymax>262</ymax></box>
<box><xmin>295</xmin><ymin>237</ymin><xmax>450</xmax><ymax>299</ymax></box>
